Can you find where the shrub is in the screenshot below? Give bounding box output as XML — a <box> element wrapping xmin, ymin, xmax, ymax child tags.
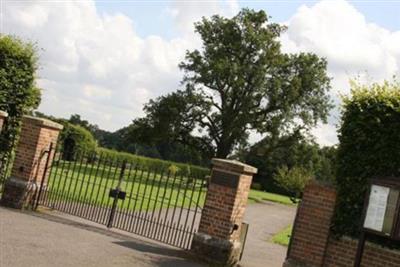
<box><xmin>250</xmin><ymin>182</ymin><xmax>262</xmax><ymax>191</ymax></box>
<box><xmin>168</xmin><ymin>165</ymin><xmax>180</xmax><ymax>175</ymax></box>
<box><xmin>332</xmin><ymin>80</ymin><xmax>400</xmax><ymax>237</ymax></box>
<box><xmin>96</xmin><ymin>147</ymin><xmax>209</xmax><ymax>179</ymax></box>
<box><xmin>0</xmin><ymin>36</ymin><xmax>41</xmax><ymax>175</ymax></box>
<box><xmin>273</xmin><ymin>165</ymin><xmax>313</xmax><ymax>203</ymax></box>
<box><xmin>60</xmin><ymin>123</ymin><xmax>97</xmax><ymax>160</ymax></box>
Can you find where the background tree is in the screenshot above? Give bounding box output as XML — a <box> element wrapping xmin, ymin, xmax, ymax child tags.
<box><xmin>246</xmin><ymin>132</ymin><xmax>336</xmax><ymax>194</ymax></box>
<box><xmin>138</xmin><ymin>9</ymin><xmax>332</xmax><ymax>159</ymax></box>
<box><xmin>273</xmin><ymin>165</ymin><xmax>313</xmax><ymax>203</ymax></box>
<box><xmin>126</xmin><ymin>90</ymin><xmax>213</xmax><ymax>165</ymax></box>
<box><xmin>0</xmin><ymin>36</ymin><xmax>41</xmax><ymax>176</ymax></box>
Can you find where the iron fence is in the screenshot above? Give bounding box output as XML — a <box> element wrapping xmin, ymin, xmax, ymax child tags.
<box><xmin>37</xmin><ymin>146</ymin><xmax>209</xmax><ymax>250</ymax></box>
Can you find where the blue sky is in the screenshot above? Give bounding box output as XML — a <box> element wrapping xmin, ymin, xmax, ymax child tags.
<box><xmin>95</xmin><ymin>0</ymin><xmax>400</xmax><ymax>39</ymax></box>
<box><xmin>4</xmin><ymin>0</ymin><xmax>400</xmax><ymax>146</ymax></box>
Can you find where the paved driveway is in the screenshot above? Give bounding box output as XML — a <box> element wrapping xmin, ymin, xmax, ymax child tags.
<box><xmin>0</xmin><ymin>202</ymin><xmax>295</xmax><ymax>267</ymax></box>
<box><xmin>240</xmin><ymin>202</ymin><xmax>296</xmax><ymax>267</ymax></box>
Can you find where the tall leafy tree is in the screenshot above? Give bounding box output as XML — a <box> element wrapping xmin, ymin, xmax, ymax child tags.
<box><xmin>178</xmin><ymin>9</ymin><xmax>332</xmax><ymax>158</ymax></box>
<box><xmin>0</xmin><ymin>36</ymin><xmax>41</xmax><ymax>174</ymax></box>
<box><xmin>246</xmin><ymin>132</ymin><xmax>336</xmax><ymax>194</ymax></box>
<box><xmin>127</xmin><ymin>90</ymin><xmax>213</xmax><ymax>165</ymax></box>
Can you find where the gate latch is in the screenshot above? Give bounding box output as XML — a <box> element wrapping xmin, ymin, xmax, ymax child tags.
<box><xmin>109</xmin><ymin>189</ymin><xmax>126</xmax><ymax>200</ymax></box>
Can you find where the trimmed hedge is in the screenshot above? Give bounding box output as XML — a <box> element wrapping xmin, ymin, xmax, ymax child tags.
<box><xmin>60</xmin><ymin>123</ymin><xmax>97</xmax><ymax>160</ymax></box>
<box><xmin>96</xmin><ymin>147</ymin><xmax>210</xmax><ymax>179</ymax></box>
<box><xmin>332</xmin><ymin>80</ymin><xmax>400</xmax><ymax>237</ymax></box>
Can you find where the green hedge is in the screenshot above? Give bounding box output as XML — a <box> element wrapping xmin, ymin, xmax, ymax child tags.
<box><xmin>59</xmin><ymin>123</ymin><xmax>97</xmax><ymax>160</ymax></box>
<box><xmin>96</xmin><ymin>147</ymin><xmax>210</xmax><ymax>179</ymax></box>
<box><xmin>332</xmin><ymin>80</ymin><xmax>400</xmax><ymax>237</ymax></box>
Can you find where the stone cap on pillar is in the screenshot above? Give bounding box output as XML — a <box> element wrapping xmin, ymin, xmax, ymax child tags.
<box><xmin>0</xmin><ymin>110</ymin><xmax>8</xmax><ymax>118</ymax></box>
<box><xmin>23</xmin><ymin>116</ymin><xmax>63</xmax><ymax>131</ymax></box>
<box><xmin>212</xmin><ymin>158</ymin><xmax>257</xmax><ymax>175</ymax></box>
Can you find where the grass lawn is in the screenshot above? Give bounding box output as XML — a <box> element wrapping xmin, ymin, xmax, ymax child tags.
<box><xmin>42</xmin><ymin>160</ymin><xmax>294</xmax><ymax>212</ymax></box>
<box><xmin>44</xmin><ymin>161</ymin><xmax>207</xmax><ymax>212</ymax></box>
<box><xmin>248</xmin><ymin>190</ymin><xmax>295</xmax><ymax>205</ymax></box>
<box><xmin>271</xmin><ymin>225</ymin><xmax>293</xmax><ymax>246</ymax></box>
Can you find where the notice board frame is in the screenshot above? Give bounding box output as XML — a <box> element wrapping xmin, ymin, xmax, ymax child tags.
<box><xmin>354</xmin><ymin>177</ymin><xmax>400</xmax><ymax>267</ymax></box>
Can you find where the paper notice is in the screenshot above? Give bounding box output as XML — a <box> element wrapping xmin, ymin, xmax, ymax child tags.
<box><xmin>364</xmin><ymin>185</ymin><xmax>390</xmax><ymax>232</ymax></box>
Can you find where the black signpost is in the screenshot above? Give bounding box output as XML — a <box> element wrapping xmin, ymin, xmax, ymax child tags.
<box><xmin>354</xmin><ymin>178</ymin><xmax>400</xmax><ymax>267</ymax></box>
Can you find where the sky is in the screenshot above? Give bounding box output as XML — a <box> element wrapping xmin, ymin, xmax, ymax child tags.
<box><xmin>1</xmin><ymin>0</ymin><xmax>400</xmax><ymax>146</ymax></box>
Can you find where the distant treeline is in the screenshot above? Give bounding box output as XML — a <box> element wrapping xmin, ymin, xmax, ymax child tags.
<box><xmin>34</xmin><ymin>112</ymin><xmax>336</xmax><ymax>196</ymax></box>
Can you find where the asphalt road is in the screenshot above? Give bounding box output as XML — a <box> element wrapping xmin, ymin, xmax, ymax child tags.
<box><xmin>0</xmin><ymin>201</ymin><xmax>295</xmax><ymax>267</ymax></box>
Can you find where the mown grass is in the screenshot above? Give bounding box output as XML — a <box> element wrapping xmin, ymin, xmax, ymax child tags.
<box><xmin>44</xmin><ymin>161</ymin><xmax>207</xmax><ymax>212</ymax></box>
<box><xmin>43</xmin><ymin>160</ymin><xmax>294</xmax><ymax>212</ymax></box>
<box><xmin>247</xmin><ymin>190</ymin><xmax>295</xmax><ymax>205</ymax></box>
<box><xmin>271</xmin><ymin>225</ymin><xmax>293</xmax><ymax>246</ymax></box>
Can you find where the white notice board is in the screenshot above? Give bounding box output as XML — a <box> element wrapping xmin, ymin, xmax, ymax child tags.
<box><xmin>364</xmin><ymin>185</ymin><xmax>390</xmax><ymax>232</ymax></box>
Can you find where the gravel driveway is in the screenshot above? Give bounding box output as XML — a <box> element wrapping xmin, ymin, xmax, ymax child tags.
<box><xmin>0</xmin><ymin>201</ymin><xmax>295</xmax><ymax>267</ymax></box>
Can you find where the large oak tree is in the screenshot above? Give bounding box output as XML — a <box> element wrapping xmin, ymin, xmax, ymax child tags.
<box><xmin>134</xmin><ymin>9</ymin><xmax>332</xmax><ymax>159</ymax></box>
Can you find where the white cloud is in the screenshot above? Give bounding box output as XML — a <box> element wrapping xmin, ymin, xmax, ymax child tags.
<box><xmin>4</xmin><ymin>0</ymin><xmax>193</xmax><ymax>130</ymax></box>
<box><xmin>168</xmin><ymin>0</ymin><xmax>239</xmax><ymax>36</ymax></box>
<box><xmin>3</xmin><ymin>0</ymin><xmax>399</xmax><ymax>148</ymax></box>
<box><xmin>281</xmin><ymin>0</ymin><xmax>400</xmax><ymax>145</ymax></box>
<box><xmin>3</xmin><ymin>0</ymin><xmax>240</xmax><ymax>132</ymax></box>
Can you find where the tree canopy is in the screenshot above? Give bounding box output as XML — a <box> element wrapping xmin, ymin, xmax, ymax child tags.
<box><xmin>246</xmin><ymin>133</ymin><xmax>336</xmax><ymax>194</ymax></box>
<box><xmin>0</xmin><ymin>36</ymin><xmax>41</xmax><ymax>169</ymax></box>
<box><xmin>133</xmin><ymin>9</ymin><xmax>332</xmax><ymax>158</ymax></box>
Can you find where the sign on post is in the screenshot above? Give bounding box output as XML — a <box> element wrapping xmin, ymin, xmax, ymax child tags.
<box><xmin>354</xmin><ymin>178</ymin><xmax>400</xmax><ymax>267</ymax></box>
<box><xmin>363</xmin><ymin>180</ymin><xmax>400</xmax><ymax>239</ymax></box>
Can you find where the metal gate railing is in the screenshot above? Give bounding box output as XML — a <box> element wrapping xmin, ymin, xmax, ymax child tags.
<box><xmin>37</xmin><ymin>146</ymin><xmax>209</xmax><ymax>250</ymax></box>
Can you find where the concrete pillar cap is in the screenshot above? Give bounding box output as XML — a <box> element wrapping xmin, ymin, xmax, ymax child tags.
<box><xmin>0</xmin><ymin>110</ymin><xmax>8</xmax><ymax>118</ymax></box>
<box><xmin>212</xmin><ymin>158</ymin><xmax>257</xmax><ymax>174</ymax></box>
<box><xmin>23</xmin><ymin>116</ymin><xmax>63</xmax><ymax>131</ymax></box>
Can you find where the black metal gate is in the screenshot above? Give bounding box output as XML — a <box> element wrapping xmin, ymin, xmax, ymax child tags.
<box><xmin>37</xmin><ymin>146</ymin><xmax>208</xmax><ymax>250</ymax></box>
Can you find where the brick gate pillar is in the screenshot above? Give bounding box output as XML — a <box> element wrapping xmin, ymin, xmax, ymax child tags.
<box><xmin>1</xmin><ymin>116</ymin><xmax>63</xmax><ymax>209</ymax></box>
<box><xmin>0</xmin><ymin>110</ymin><xmax>7</xmax><ymax>132</ymax></box>
<box><xmin>283</xmin><ymin>180</ymin><xmax>337</xmax><ymax>267</ymax></box>
<box><xmin>191</xmin><ymin>158</ymin><xmax>257</xmax><ymax>266</ymax></box>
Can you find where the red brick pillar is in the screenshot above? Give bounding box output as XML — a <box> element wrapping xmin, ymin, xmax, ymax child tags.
<box><xmin>1</xmin><ymin>116</ymin><xmax>63</xmax><ymax>209</ymax></box>
<box><xmin>191</xmin><ymin>158</ymin><xmax>257</xmax><ymax>266</ymax></box>
<box><xmin>0</xmin><ymin>110</ymin><xmax>7</xmax><ymax>132</ymax></box>
<box><xmin>284</xmin><ymin>180</ymin><xmax>337</xmax><ymax>267</ymax></box>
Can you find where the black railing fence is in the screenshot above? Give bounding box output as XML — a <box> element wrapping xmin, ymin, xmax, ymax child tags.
<box><xmin>37</xmin><ymin>146</ymin><xmax>209</xmax><ymax>250</ymax></box>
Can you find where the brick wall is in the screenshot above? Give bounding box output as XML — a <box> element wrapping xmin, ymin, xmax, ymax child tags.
<box><xmin>191</xmin><ymin>159</ymin><xmax>257</xmax><ymax>265</ymax></box>
<box><xmin>11</xmin><ymin>116</ymin><xmax>62</xmax><ymax>183</ymax></box>
<box><xmin>285</xmin><ymin>180</ymin><xmax>400</xmax><ymax>267</ymax></box>
<box><xmin>287</xmin><ymin>180</ymin><xmax>337</xmax><ymax>266</ymax></box>
<box><xmin>324</xmin><ymin>236</ymin><xmax>400</xmax><ymax>267</ymax></box>
<box><xmin>1</xmin><ymin>116</ymin><xmax>62</xmax><ymax>209</ymax></box>
<box><xmin>198</xmin><ymin>159</ymin><xmax>256</xmax><ymax>240</ymax></box>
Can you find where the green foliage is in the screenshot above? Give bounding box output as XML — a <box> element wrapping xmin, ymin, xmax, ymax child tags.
<box><xmin>246</xmin><ymin>133</ymin><xmax>336</xmax><ymax>195</ymax></box>
<box><xmin>0</xmin><ymin>35</ymin><xmax>41</xmax><ymax>174</ymax></box>
<box><xmin>168</xmin><ymin>165</ymin><xmax>180</xmax><ymax>175</ymax></box>
<box><xmin>96</xmin><ymin>147</ymin><xmax>209</xmax><ymax>178</ymax></box>
<box><xmin>273</xmin><ymin>165</ymin><xmax>313</xmax><ymax>203</ymax></box>
<box><xmin>332</xmin><ymin>80</ymin><xmax>400</xmax><ymax>237</ymax></box>
<box><xmin>250</xmin><ymin>182</ymin><xmax>262</xmax><ymax>191</ymax></box>
<box><xmin>60</xmin><ymin>123</ymin><xmax>97</xmax><ymax>160</ymax></box>
<box><xmin>127</xmin><ymin>90</ymin><xmax>212</xmax><ymax>165</ymax></box>
<box><xmin>177</xmin><ymin>9</ymin><xmax>332</xmax><ymax>158</ymax></box>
